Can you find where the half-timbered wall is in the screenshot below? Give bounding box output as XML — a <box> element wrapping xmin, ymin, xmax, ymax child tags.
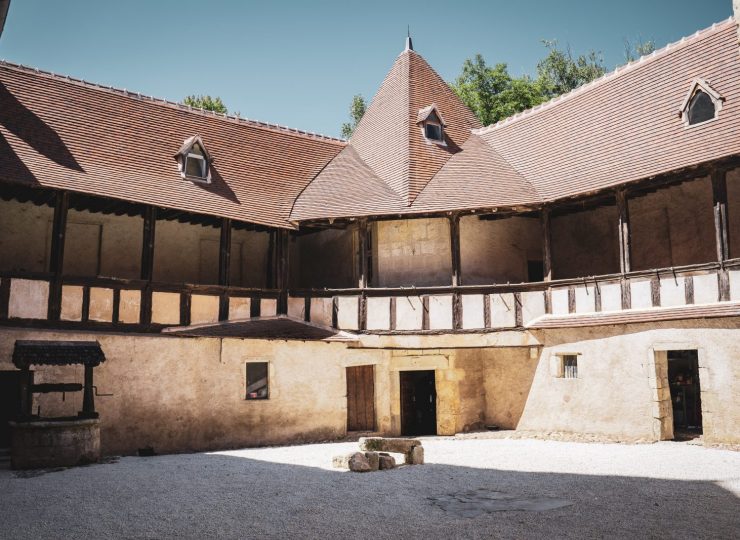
<box><xmin>727</xmin><ymin>167</ymin><xmax>740</xmax><ymax>259</ymax></box>
<box><xmin>0</xmin><ymin>198</ymin><xmax>54</xmax><ymax>273</ymax></box>
<box><xmin>289</xmin><ymin>226</ymin><xmax>356</xmax><ymax>288</ymax></box>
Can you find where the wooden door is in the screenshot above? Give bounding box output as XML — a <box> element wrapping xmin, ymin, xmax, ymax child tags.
<box><xmin>400</xmin><ymin>370</ymin><xmax>437</xmax><ymax>436</ymax></box>
<box><xmin>346</xmin><ymin>365</ymin><xmax>375</xmax><ymax>431</ymax></box>
<box><xmin>0</xmin><ymin>371</ymin><xmax>22</xmax><ymax>448</ymax></box>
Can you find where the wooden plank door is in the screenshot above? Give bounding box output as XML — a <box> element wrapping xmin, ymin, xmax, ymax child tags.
<box><xmin>346</xmin><ymin>365</ymin><xmax>375</xmax><ymax>431</ymax></box>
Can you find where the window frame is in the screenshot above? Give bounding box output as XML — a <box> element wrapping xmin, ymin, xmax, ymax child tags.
<box><xmin>562</xmin><ymin>355</ymin><xmax>578</xmax><ymax>379</ymax></box>
<box><xmin>680</xmin><ymin>79</ymin><xmax>723</xmax><ymax>129</ymax></box>
<box><xmin>245</xmin><ymin>361</ymin><xmax>269</xmax><ymax>400</ymax></box>
<box><xmin>184</xmin><ymin>152</ymin><xmax>209</xmax><ymax>182</ymax></box>
<box><xmin>176</xmin><ymin>135</ymin><xmax>213</xmax><ymax>184</ymax></box>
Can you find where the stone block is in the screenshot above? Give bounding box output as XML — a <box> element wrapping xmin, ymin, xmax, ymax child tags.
<box><xmin>428</xmin><ymin>295</ymin><xmax>452</xmax><ymax>330</ymax></box>
<box><xmin>461</xmin><ymin>294</ymin><xmax>485</xmax><ymax>329</ymax></box>
<box><xmin>359</xmin><ymin>437</ymin><xmax>421</xmax><ymax>454</ymax></box>
<box><xmin>395</xmin><ymin>296</ymin><xmax>423</xmax><ymax>331</ymax></box>
<box><xmin>310</xmin><ymin>297</ymin><xmax>333</xmax><ymax>327</ymax></box>
<box><xmin>118</xmin><ymin>289</ymin><xmax>141</xmax><ymax>324</ymax></box>
<box><xmin>337</xmin><ymin>296</ymin><xmax>359</xmax><ymax>330</ymax></box>
<box><xmin>8</xmin><ymin>279</ymin><xmax>49</xmax><ymax>320</ymax></box>
<box><xmin>228</xmin><ymin>297</ymin><xmax>251</xmax><ymax>320</ymax></box>
<box><xmin>405</xmin><ymin>445</ymin><xmax>424</xmax><ymax>465</ymax></box>
<box><xmin>366</xmin><ymin>297</ymin><xmax>391</xmax><ymax>330</ymax></box>
<box><xmin>332</xmin><ymin>451</ymin><xmax>371</xmax><ymax>472</ymax></box>
<box><xmin>364</xmin><ymin>451</ymin><xmax>380</xmax><ymax>471</ymax></box>
<box><xmin>190</xmin><ymin>294</ymin><xmax>219</xmax><ymax>325</ymax></box>
<box><xmin>60</xmin><ymin>285</ymin><xmax>84</xmax><ymax>321</ymax></box>
<box><xmin>490</xmin><ymin>293</ymin><xmax>516</xmax><ymax>328</ymax></box>
<box><xmin>378</xmin><ymin>453</ymin><xmax>396</xmax><ymax>470</ymax></box>
<box><xmin>89</xmin><ymin>287</ymin><xmax>114</xmax><ymax>322</ymax></box>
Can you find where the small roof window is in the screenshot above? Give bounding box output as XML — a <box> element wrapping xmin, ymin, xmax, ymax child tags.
<box><xmin>175</xmin><ymin>135</ymin><xmax>212</xmax><ymax>183</ymax></box>
<box><xmin>417</xmin><ymin>104</ymin><xmax>446</xmax><ymax>144</ymax></box>
<box><xmin>679</xmin><ymin>79</ymin><xmax>723</xmax><ymax>127</ymax></box>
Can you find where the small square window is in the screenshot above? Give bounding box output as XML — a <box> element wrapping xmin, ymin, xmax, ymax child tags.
<box><xmin>246</xmin><ymin>362</ymin><xmax>269</xmax><ymax>399</ymax></box>
<box><xmin>562</xmin><ymin>355</ymin><xmax>578</xmax><ymax>379</ymax></box>
<box><xmin>425</xmin><ymin>123</ymin><xmax>443</xmax><ymax>141</ymax></box>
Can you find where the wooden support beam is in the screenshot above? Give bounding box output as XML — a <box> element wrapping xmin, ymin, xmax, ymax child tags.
<box><xmin>541</xmin><ymin>208</ymin><xmax>552</xmax><ymax>282</ymax></box>
<box><xmin>712</xmin><ymin>169</ymin><xmax>731</xmax><ymax>301</ymax></box>
<box><xmin>218</xmin><ymin>218</ymin><xmax>232</xmax><ymax>321</ymax></box>
<box><xmin>449</xmin><ymin>214</ymin><xmax>462</xmax><ymax>286</ymax></box>
<box><xmin>616</xmin><ymin>189</ymin><xmax>632</xmax><ymax>274</ymax></box>
<box><xmin>47</xmin><ymin>191</ymin><xmax>69</xmax><ymax>321</ymax></box>
<box><xmin>272</xmin><ymin>229</ymin><xmax>290</xmax><ymax>315</ymax></box>
<box><xmin>357</xmin><ymin>219</ymin><xmax>371</xmax><ymax>288</ymax></box>
<box><xmin>81</xmin><ymin>364</ymin><xmax>97</xmax><ymax>418</ymax></box>
<box><xmin>139</xmin><ymin>206</ymin><xmax>156</xmax><ymax>325</ymax></box>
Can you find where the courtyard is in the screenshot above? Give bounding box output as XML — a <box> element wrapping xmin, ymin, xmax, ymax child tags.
<box><xmin>0</xmin><ymin>437</ymin><xmax>738</xmax><ymax>539</ymax></box>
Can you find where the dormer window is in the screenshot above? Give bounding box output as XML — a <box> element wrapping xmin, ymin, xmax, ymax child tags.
<box><xmin>417</xmin><ymin>104</ymin><xmax>447</xmax><ymax>145</ymax></box>
<box><xmin>679</xmin><ymin>79</ymin><xmax>723</xmax><ymax>127</ymax></box>
<box><xmin>175</xmin><ymin>135</ymin><xmax>212</xmax><ymax>183</ymax></box>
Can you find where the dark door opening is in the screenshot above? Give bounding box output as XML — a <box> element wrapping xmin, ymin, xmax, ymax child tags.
<box><xmin>668</xmin><ymin>350</ymin><xmax>702</xmax><ymax>438</ymax></box>
<box><xmin>400</xmin><ymin>370</ymin><xmax>437</xmax><ymax>436</ymax></box>
<box><xmin>346</xmin><ymin>365</ymin><xmax>375</xmax><ymax>432</ymax></box>
<box><xmin>0</xmin><ymin>371</ymin><xmax>23</xmax><ymax>448</ymax></box>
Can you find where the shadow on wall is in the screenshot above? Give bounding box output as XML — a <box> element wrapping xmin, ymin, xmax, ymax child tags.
<box><xmin>0</xmin><ymin>82</ymin><xmax>84</xmax><ymax>180</ymax></box>
<box><xmin>0</xmin><ymin>453</ymin><xmax>737</xmax><ymax>538</ymax></box>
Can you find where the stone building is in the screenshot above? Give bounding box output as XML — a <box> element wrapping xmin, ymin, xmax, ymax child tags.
<box><xmin>1</xmin><ymin>11</ymin><xmax>739</xmax><ymax>456</ymax></box>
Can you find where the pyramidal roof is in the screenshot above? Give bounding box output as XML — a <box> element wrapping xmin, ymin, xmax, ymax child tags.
<box><xmin>349</xmin><ymin>46</ymin><xmax>481</xmax><ymax>206</ymax></box>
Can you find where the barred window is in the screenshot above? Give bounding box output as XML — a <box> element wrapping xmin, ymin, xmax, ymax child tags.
<box><xmin>246</xmin><ymin>362</ymin><xmax>269</xmax><ymax>400</ymax></box>
<box><xmin>562</xmin><ymin>355</ymin><xmax>578</xmax><ymax>379</ymax></box>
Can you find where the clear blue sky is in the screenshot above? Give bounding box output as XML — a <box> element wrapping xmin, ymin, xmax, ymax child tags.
<box><xmin>1</xmin><ymin>0</ymin><xmax>733</xmax><ymax>137</ymax></box>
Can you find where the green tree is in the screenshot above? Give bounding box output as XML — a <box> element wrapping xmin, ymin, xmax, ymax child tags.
<box><xmin>340</xmin><ymin>94</ymin><xmax>366</xmax><ymax>139</ymax></box>
<box><xmin>451</xmin><ymin>54</ymin><xmax>546</xmax><ymax>126</ymax></box>
<box><xmin>535</xmin><ymin>40</ymin><xmax>606</xmax><ymax>98</ymax></box>
<box><xmin>183</xmin><ymin>94</ymin><xmax>228</xmax><ymax>114</ymax></box>
<box><xmin>623</xmin><ymin>38</ymin><xmax>656</xmax><ymax>63</ymax></box>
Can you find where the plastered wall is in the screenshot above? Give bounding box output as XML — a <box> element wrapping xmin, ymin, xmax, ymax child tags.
<box><xmin>629</xmin><ymin>176</ymin><xmax>716</xmax><ymax>270</ymax></box>
<box><xmin>726</xmin><ymin>167</ymin><xmax>740</xmax><ymax>259</ymax></box>
<box><xmin>460</xmin><ymin>215</ymin><xmax>542</xmax><ymax>284</ymax></box>
<box><xmin>289</xmin><ymin>226</ymin><xmax>357</xmax><ymax>288</ymax></box>
<box><xmin>374</xmin><ymin>218</ymin><xmax>452</xmax><ymax>287</ymax></box>
<box><xmin>0</xmin><ymin>199</ymin><xmax>53</xmax><ymax>273</ymax></box>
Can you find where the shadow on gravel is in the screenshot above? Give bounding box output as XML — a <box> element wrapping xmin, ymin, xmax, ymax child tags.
<box><xmin>0</xmin><ymin>452</ymin><xmax>737</xmax><ymax>539</ymax></box>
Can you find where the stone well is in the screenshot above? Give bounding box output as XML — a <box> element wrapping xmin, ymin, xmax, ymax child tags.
<box><xmin>10</xmin><ymin>418</ymin><xmax>100</xmax><ymax>469</ymax></box>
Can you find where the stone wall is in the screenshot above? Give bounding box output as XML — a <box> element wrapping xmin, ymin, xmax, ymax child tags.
<box><xmin>0</xmin><ymin>198</ymin><xmax>54</xmax><ymax>273</ymax></box>
<box><xmin>726</xmin><ymin>167</ymin><xmax>740</xmax><ymax>259</ymax></box>
<box><xmin>290</xmin><ymin>226</ymin><xmax>357</xmax><ymax>288</ymax></box>
<box><xmin>460</xmin><ymin>215</ymin><xmax>542</xmax><ymax>284</ymax></box>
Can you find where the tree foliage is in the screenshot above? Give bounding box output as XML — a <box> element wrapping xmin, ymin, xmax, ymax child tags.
<box><xmin>183</xmin><ymin>94</ymin><xmax>228</xmax><ymax>114</ymax></box>
<box><xmin>535</xmin><ymin>40</ymin><xmax>606</xmax><ymax>99</ymax></box>
<box><xmin>623</xmin><ymin>38</ymin><xmax>656</xmax><ymax>63</ymax></box>
<box><xmin>341</xmin><ymin>94</ymin><xmax>366</xmax><ymax>139</ymax></box>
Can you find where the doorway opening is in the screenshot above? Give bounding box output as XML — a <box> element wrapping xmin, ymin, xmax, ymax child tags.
<box><xmin>0</xmin><ymin>371</ymin><xmax>23</xmax><ymax>449</ymax></box>
<box><xmin>346</xmin><ymin>365</ymin><xmax>375</xmax><ymax>432</ymax></box>
<box><xmin>667</xmin><ymin>350</ymin><xmax>702</xmax><ymax>439</ymax></box>
<box><xmin>400</xmin><ymin>370</ymin><xmax>437</xmax><ymax>436</ymax></box>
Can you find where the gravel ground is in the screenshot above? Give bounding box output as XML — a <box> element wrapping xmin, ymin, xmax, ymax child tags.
<box><xmin>1</xmin><ymin>438</ymin><xmax>738</xmax><ymax>539</ymax></box>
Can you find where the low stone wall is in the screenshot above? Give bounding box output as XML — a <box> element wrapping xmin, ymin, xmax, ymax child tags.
<box><xmin>10</xmin><ymin>418</ymin><xmax>100</xmax><ymax>469</ymax></box>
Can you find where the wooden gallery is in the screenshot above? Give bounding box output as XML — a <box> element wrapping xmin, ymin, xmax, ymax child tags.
<box><xmin>1</xmin><ymin>15</ymin><xmax>740</xmax><ymax>464</ymax></box>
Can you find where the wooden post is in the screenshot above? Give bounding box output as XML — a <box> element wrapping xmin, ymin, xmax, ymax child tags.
<box><xmin>712</xmin><ymin>169</ymin><xmax>731</xmax><ymax>301</ymax></box>
<box><xmin>616</xmin><ymin>188</ymin><xmax>631</xmax><ymax>274</ymax></box>
<box><xmin>541</xmin><ymin>207</ymin><xmax>552</xmax><ymax>282</ymax></box>
<box><xmin>449</xmin><ymin>214</ymin><xmax>462</xmax><ymax>330</ymax></box>
<box><xmin>47</xmin><ymin>191</ymin><xmax>69</xmax><ymax>321</ymax></box>
<box><xmin>139</xmin><ymin>206</ymin><xmax>156</xmax><ymax>325</ymax></box>
<box><xmin>81</xmin><ymin>364</ymin><xmax>96</xmax><ymax>418</ymax></box>
<box><xmin>357</xmin><ymin>220</ymin><xmax>370</xmax><ymax>331</ymax></box>
<box><xmin>274</xmin><ymin>229</ymin><xmax>289</xmax><ymax>315</ymax></box>
<box><xmin>218</xmin><ymin>218</ymin><xmax>232</xmax><ymax>321</ymax></box>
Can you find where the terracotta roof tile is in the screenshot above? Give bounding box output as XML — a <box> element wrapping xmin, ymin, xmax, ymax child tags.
<box><xmin>0</xmin><ymin>61</ymin><xmax>344</xmax><ymax>229</ymax></box>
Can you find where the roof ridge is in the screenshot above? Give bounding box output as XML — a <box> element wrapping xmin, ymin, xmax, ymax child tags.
<box><xmin>0</xmin><ymin>59</ymin><xmax>347</xmax><ymax>144</ymax></box>
<box><xmin>473</xmin><ymin>16</ymin><xmax>737</xmax><ymax>135</ymax></box>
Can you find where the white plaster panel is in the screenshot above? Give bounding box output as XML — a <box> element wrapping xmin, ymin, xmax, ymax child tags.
<box><xmin>630</xmin><ymin>280</ymin><xmax>653</xmax><ymax>310</ymax></box>
<box><xmin>190</xmin><ymin>294</ymin><xmax>219</xmax><ymax>325</ymax></box>
<box><xmin>8</xmin><ymin>279</ymin><xmax>49</xmax><ymax>320</ymax></box>
<box><xmin>118</xmin><ymin>289</ymin><xmax>141</xmax><ymax>324</ymax></box>
<box><xmin>228</xmin><ymin>297</ymin><xmax>251</xmax><ymax>320</ymax></box>
<box><xmin>287</xmin><ymin>297</ymin><xmax>305</xmax><ymax>320</ymax></box>
<box><xmin>599</xmin><ymin>283</ymin><xmax>622</xmax><ymax>312</ymax></box>
<box><xmin>520</xmin><ymin>291</ymin><xmax>545</xmax><ymax>325</ymax></box>
<box><xmin>310</xmin><ymin>297</ymin><xmax>333</xmax><ymax>327</ymax></box>
<box><xmin>730</xmin><ymin>270</ymin><xmax>740</xmax><ymax>301</ymax></box>
<box><xmin>60</xmin><ymin>285</ymin><xmax>83</xmax><ymax>321</ymax></box>
<box><xmin>462</xmin><ymin>294</ymin><xmax>485</xmax><ymax>329</ymax></box>
<box><xmin>261</xmin><ymin>298</ymin><xmax>278</xmax><ymax>317</ymax></box>
<box><xmin>151</xmin><ymin>292</ymin><xmax>180</xmax><ymax>325</ymax></box>
<box><xmin>574</xmin><ymin>285</ymin><xmax>596</xmax><ymax>314</ymax></box>
<box><xmin>366</xmin><ymin>297</ymin><xmax>391</xmax><ymax>330</ymax></box>
<box><xmin>395</xmin><ymin>296</ymin><xmax>423</xmax><ymax>331</ymax></box>
<box><xmin>659</xmin><ymin>277</ymin><xmax>685</xmax><ymax>308</ymax></box>
<box><xmin>428</xmin><ymin>295</ymin><xmax>453</xmax><ymax>330</ymax></box>
<box><xmin>692</xmin><ymin>273</ymin><xmax>719</xmax><ymax>305</ymax></box>
<box><xmin>551</xmin><ymin>288</ymin><xmax>570</xmax><ymax>315</ymax></box>
<box><xmin>337</xmin><ymin>296</ymin><xmax>359</xmax><ymax>330</ymax></box>
<box><xmin>89</xmin><ymin>287</ymin><xmax>114</xmax><ymax>322</ymax></box>
<box><xmin>490</xmin><ymin>293</ymin><xmax>516</xmax><ymax>328</ymax></box>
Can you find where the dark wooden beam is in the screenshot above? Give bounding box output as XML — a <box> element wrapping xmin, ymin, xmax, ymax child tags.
<box><xmin>81</xmin><ymin>364</ymin><xmax>97</xmax><ymax>418</ymax></box>
<box><xmin>218</xmin><ymin>218</ymin><xmax>232</xmax><ymax>321</ymax></box>
<box><xmin>541</xmin><ymin>208</ymin><xmax>552</xmax><ymax>281</ymax></box>
<box><xmin>47</xmin><ymin>191</ymin><xmax>69</xmax><ymax>321</ymax></box>
<box><xmin>449</xmin><ymin>213</ymin><xmax>462</xmax><ymax>287</ymax></box>
<box><xmin>712</xmin><ymin>169</ymin><xmax>731</xmax><ymax>301</ymax></box>
<box><xmin>616</xmin><ymin>189</ymin><xmax>632</xmax><ymax>274</ymax></box>
<box><xmin>274</xmin><ymin>229</ymin><xmax>290</xmax><ymax>315</ymax></box>
<box><xmin>357</xmin><ymin>219</ymin><xmax>370</xmax><ymax>288</ymax></box>
<box><xmin>139</xmin><ymin>206</ymin><xmax>156</xmax><ymax>325</ymax></box>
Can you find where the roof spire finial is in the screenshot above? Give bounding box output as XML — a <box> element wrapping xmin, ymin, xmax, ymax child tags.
<box><xmin>405</xmin><ymin>26</ymin><xmax>413</xmax><ymax>52</ymax></box>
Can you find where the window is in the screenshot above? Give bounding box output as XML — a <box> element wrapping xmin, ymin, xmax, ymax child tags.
<box><xmin>562</xmin><ymin>355</ymin><xmax>578</xmax><ymax>379</ymax></box>
<box><xmin>425</xmin><ymin>122</ymin><xmax>443</xmax><ymax>141</ymax></box>
<box><xmin>687</xmin><ymin>91</ymin><xmax>716</xmax><ymax>125</ymax></box>
<box><xmin>246</xmin><ymin>362</ymin><xmax>269</xmax><ymax>399</ymax></box>
<box><xmin>175</xmin><ymin>135</ymin><xmax>212</xmax><ymax>183</ymax></box>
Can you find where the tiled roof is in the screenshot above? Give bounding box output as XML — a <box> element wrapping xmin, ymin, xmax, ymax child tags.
<box><xmin>478</xmin><ymin>18</ymin><xmax>740</xmax><ymax>202</ymax></box>
<box><xmin>0</xmin><ymin>61</ymin><xmax>344</xmax><ymax>229</ymax></box>
<box><xmin>163</xmin><ymin>316</ymin><xmax>358</xmax><ymax>341</ymax></box>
